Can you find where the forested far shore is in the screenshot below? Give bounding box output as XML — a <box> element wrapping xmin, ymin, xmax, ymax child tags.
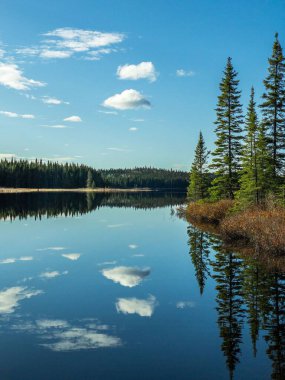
<box><xmin>0</xmin><ymin>160</ymin><xmax>189</xmax><ymax>190</ymax></box>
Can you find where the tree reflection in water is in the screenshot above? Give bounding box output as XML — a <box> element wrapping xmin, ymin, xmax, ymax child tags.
<box><xmin>187</xmin><ymin>225</ymin><xmax>285</xmax><ymax>380</ymax></box>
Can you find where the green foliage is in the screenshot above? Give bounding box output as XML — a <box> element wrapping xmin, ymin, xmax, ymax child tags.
<box><xmin>86</xmin><ymin>170</ymin><xmax>95</xmax><ymax>188</ymax></box>
<box><xmin>210</xmin><ymin>57</ymin><xmax>244</xmax><ymax>200</ymax></box>
<box><xmin>260</xmin><ymin>33</ymin><xmax>285</xmax><ymax>178</ymax></box>
<box><xmin>99</xmin><ymin>167</ymin><xmax>188</xmax><ymax>189</ymax></box>
<box><xmin>187</xmin><ymin>225</ymin><xmax>211</xmax><ymax>294</ymax></box>
<box><xmin>0</xmin><ymin>159</ymin><xmax>102</xmax><ymax>189</ymax></box>
<box><xmin>0</xmin><ymin>160</ymin><xmax>188</xmax><ymax>190</ymax></box>
<box><xmin>236</xmin><ymin>88</ymin><xmax>273</xmax><ymax>206</ymax></box>
<box><xmin>187</xmin><ymin>132</ymin><xmax>210</xmax><ymax>201</ymax></box>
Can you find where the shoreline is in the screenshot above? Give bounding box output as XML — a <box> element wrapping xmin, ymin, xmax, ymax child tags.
<box><xmin>0</xmin><ymin>187</ymin><xmax>185</xmax><ymax>194</ymax></box>
<box><xmin>178</xmin><ymin>200</ymin><xmax>285</xmax><ymax>259</ymax></box>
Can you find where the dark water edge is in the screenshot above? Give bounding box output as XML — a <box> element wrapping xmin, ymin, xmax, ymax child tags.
<box><xmin>0</xmin><ymin>192</ymin><xmax>284</xmax><ymax>380</ymax></box>
<box><xmin>0</xmin><ymin>191</ymin><xmax>186</xmax><ymax>220</ymax></box>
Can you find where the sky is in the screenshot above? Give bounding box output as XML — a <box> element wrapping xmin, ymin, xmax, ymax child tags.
<box><xmin>0</xmin><ymin>0</ymin><xmax>284</xmax><ymax>170</ymax></box>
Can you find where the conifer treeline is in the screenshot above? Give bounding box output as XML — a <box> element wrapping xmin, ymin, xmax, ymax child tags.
<box><xmin>0</xmin><ymin>159</ymin><xmax>188</xmax><ymax>190</ymax></box>
<box><xmin>188</xmin><ymin>33</ymin><xmax>285</xmax><ymax>206</ymax></box>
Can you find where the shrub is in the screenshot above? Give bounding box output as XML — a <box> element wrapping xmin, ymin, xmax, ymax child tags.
<box><xmin>185</xmin><ymin>199</ymin><xmax>234</xmax><ymax>224</ymax></box>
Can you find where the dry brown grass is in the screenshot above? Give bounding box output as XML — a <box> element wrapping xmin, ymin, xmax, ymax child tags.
<box><xmin>180</xmin><ymin>199</ymin><xmax>285</xmax><ymax>256</ymax></box>
<box><xmin>185</xmin><ymin>199</ymin><xmax>234</xmax><ymax>224</ymax></box>
<box><xmin>221</xmin><ymin>207</ymin><xmax>285</xmax><ymax>254</ymax></box>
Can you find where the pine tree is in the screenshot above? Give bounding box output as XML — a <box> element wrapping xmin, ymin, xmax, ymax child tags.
<box><xmin>237</xmin><ymin>88</ymin><xmax>273</xmax><ymax>206</ymax></box>
<box><xmin>260</xmin><ymin>33</ymin><xmax>285</xmax><ymax>179</ymax></box>
<box><xmin>210</xmin><ymin>57</ymin><xmax>243</xmax><ymax>200</ymax></box>
<box><xmin>187</xmin><ymin>132</ymin><xmax>209</xmax><ymax>201</ymax></box>
<box><xmin>86</xmin><ymin>170</ymin><xmax>95</xmax><ymax>188</ymax></box>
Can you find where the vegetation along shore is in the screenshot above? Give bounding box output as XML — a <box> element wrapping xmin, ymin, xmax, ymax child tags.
<box><xmin>182</xmin><ymin>33</ymin><xmax>285</xmax><ymax>257</ymax></box>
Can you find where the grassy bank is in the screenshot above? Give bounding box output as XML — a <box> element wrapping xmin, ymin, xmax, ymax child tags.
<box><xmin>180</xmin><ymin>200</ymin><xmax>285</xmax><ymax>255</ymax></box>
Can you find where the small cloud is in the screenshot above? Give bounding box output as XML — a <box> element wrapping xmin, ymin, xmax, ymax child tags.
<box><xmin>37</xmin><ymin>247</ymin><xmax>66</xmax><ymax>252</ymax></box>
<box><xmin>45</xmin><ymin>125</ymin><xmax>68</xmax><ymax>129</ymax></box>
<box><xmin>0</xmin><ymin>110</ymin><xmax>35</xmax><ymax>119</ymax></box>
<box><xmin>0</xmin><ymin>62</ymin><xmax>45</xmax><ymax>90</ymax></box>
<box><xmin>62</xmin><ymin>253</ymin><xmax>81</xmax><ymax>261</ymax></box>
<box><xmin>128</xmin><ymin>244</ymin><xmax>138</xmax><ymax>249</ymax></box>
<box><xmin>176</xmin><ymin>301</ymin><xmax>195</xmax><ymax>309</ymax></box>
<box><xmin>40</xmin><ymin>50</ymin><xmax>73</xmax><ymax>59</ymax></box>
<box><xmin>98</xmin><ymin>110</ymin><xmax>118</xmax><ymax>115</ymax></box>
<box><xmin>102</xmin><ymin>266</ymin><xmax>150</xmax><ymax>287</ymax></box>
<box><xmin>42</xmin><ymin>97</ymin><xmax>69</xmax><ymax>105</ymax></box>
<box><xmin>117</xmin><ymin>62</ymin><xmax>157</xmax><ymax>82</ymax></box>
<box><xmin>176</xmin><ymin>69</ymin><xmax>195</xmax><ymax>77</ymax></box>
<box><xmin>102</xmin><ymin>89</ymin><xmax>151</xmax><ymax>110</ymax></box>
<box><xmin>63</xmin><ymin>115</ymin><xmax>82</xmax><ymax>122</ymax></box>
<box><xmin>116</xmin><ymin>295</ymin><xmax>157</xmax><ymax>317</ymax></box>
<box><xmin>40</xmin><ymin>271</ymin><xmax>68</xmax><ymax>279</ymax></box>
<box><xmin>129</xmin><ymin>127</ymin><xmax>138</xmax><ymax>132</ymax></box>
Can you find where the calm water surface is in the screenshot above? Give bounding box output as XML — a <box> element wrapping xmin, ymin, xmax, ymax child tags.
<box><xmin>0</xmin><ymin>192</ymin><xmax>284</xmax><ymax>380</ymax></box>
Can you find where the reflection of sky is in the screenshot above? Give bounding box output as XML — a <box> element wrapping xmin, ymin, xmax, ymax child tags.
<box><xmin>0</xmin><ymin>286</ymin><xmax>42</xmax><ymax>314</ymax></box>
<box><xmin>116</xmin><ymin>295</ymin><xmax>157</xmax><ymax>317</ymax></box>
<box><xmin>102</xmin><ymin>266</ymin><xmax>150</xmax><ymax>287</ymax></box>
<box><xmin>10</xmin><ymin>318</ymin><xmax>122</xmax><ymax>351</ymax></box>
<box><xmin>0</xmin><ymin>204</ymin><xmax>273</xmax><ymax>380</ymax></box>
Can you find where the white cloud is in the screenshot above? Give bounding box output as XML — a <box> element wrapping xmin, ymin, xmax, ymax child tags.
<box><xmin>0</xmin><ymin>256</ymin><xmax>33</xmax><ymax>264</ymax></box>
<box><xmin>42</xmin><ymin>97</ymin><xmax>69</xmax><ymax>105</ymax></box>
<box><xmin>98</xmin><ymin>110</ymin><xmax>118</xmax><ymax>115</ymax></box>
<box><xmin>45</xmin><ymin>125</ymin><xmax>68</xmax><ymax>129</ymax></box>
<box><xmin>63</xmin><ymin>116</ymin><xmax>82</xmax><ymax>122</ymax></box>
<box><xmin>85</xmin><ymin>48</ymin><xmax>115</xmax><ymax>61</ymax></box>
<box><xmin>176</xmin><ymin>301</ymin><xmax>196</xmax><ymax>309</ymax></box>
<box><xmin>128</xmin><ymin>244</ymin><xmax>138</xmax><ymax>249</ymax></box>
<box><xmin>0</xmin><ymin>62</ymin><xmax>45</xmax><ymax>90</ymax></box>
<box><xmin>176</xmin><ymin>69</ymin><xmax>195</xmax><ymax>77</ymax></box>
<box><xmin>62</xmin><ymin>253</ymin><xmax>81</xmax><ymax>261</ymax></box>
<box><xmin>40</xmin><ymin>271</ymin><xmax>68</xmax><ymax>279</ymax></box>
<box><xmin>116</xmin><ymin>295</ymin><xmax>157</xmax><ymax>317</ymax></box>
<box><xmin>37</xmin><ymin>247</ymin><xmax>66</xmax><ymax>251</ymax></box>
<box><xmin>36</xmin><ymin>319</ymin><xmax>69</xmax><ymax>329</ymax></box>
<box><xmin>44</xmin><ymin>28</ymin><xmax>125</xmax><ymax>51</ymax></box>
<box><xmin>0</xmin><ymin>110</ymin><xmax>35</xmax><ymax>119</ymax></box>
<box><xmin>16</xmin><ymin>28</ymin><xmax>125</xmax><ymax>61</ymax></box>
<box><xmin>129</xmin><ymin>127</ymin><xmax>138</xmax><ymax>132</ymax></box>
<box><xmin>117</xmin><ymin>62</ymin><xmax>157</xmax><ymax>82</ymax></box>
<box><xmin>0</xmin><ymin>286</ymin><xmax>42</xmax><ymax>314</ymax></box>
<box><xmin>102</xmin><ymin>89</ymin><xmax>151</xmax><ymax>110</ymax></box>
<box><xmin>10</xmin><ymin>318</ymin><xmax>122</xmax><ymax>352</ymax></box>
<box><xmin>40</xmin><ymin>50</ymin><xmax>73</xmax><ymax>59</ymax></box>
<box><xmin>101</xmin><ymin>266</ymin><xmax>150</xmax><ymax>287</ymax></box>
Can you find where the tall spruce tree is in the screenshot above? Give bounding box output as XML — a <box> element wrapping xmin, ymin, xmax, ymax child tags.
<box><xmin>187</xmin><ymin>132</ymin><xmax>209</xmax><ymax>201</ymax></box>
<box><xmin>210</xmin><ymin>57</ymin><xmax>243</xmax><ymax>200</ymax></box>
<box><xmin>260</xmin><ymin>33</ymin><xmax>285</xmax><ymax>180</ymax></box>
<box><xmin>237</xmin><ymin>88</ymin><xmax>273</xmax><ymax>205</ymax></box>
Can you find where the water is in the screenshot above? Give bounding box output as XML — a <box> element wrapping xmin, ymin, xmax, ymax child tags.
<box><xmin>0</xmin><ymin>192</ymin><xmax>284</xmax><ymax>380</ymax></box>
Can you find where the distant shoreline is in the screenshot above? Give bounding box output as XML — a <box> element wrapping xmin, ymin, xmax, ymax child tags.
<box><xmin>0</xmin><ymin>187</ymin><xmax>185</xmax><ymax>194</ymax></box>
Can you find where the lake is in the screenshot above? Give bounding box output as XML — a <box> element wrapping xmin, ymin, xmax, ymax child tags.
<box><xmin>0</xmin><ymin>192</ymin><xmax>284</xmax><ymax>380</ymax></box>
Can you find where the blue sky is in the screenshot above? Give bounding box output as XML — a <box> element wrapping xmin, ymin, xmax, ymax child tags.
<box><xmin>0</xmin><ymin>0</ymin><xmax>284</xmax><ymax>170</ymax></box>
